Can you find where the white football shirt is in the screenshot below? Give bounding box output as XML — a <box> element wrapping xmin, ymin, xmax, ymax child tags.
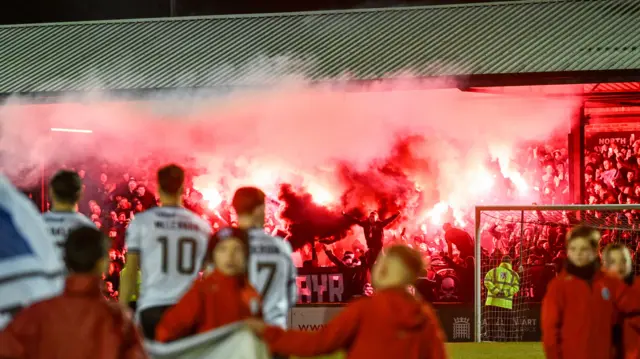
<box><xmin>42</xmin><ymin>211</ymin><xmax>95</xmax><ymax>260</ymax></box>
<box><xmin>0</xmin><ymin>176</ymin><xmax>64</xmax><ymax>329</ymax></box>
<box><xmin>126</xmin><ymin>206</ymin><xmax>212</xmax><ymax>312</ymax></box>
<box><xmin>247</xmin><ymin>228</ymin><xmax>297</xmax><ymax>328</ymax></box>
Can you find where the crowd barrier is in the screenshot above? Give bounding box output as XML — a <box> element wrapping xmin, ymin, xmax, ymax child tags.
<box><xmin>288</xmin><ymin>302</ymin><xmax>543</xmax><ymax>342</ymax></box>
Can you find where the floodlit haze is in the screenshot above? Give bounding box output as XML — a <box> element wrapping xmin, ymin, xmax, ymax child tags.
<box><xmin>0</xmin><ymin>71</ymin><xmax>581</xmax><ymax>245</ymax></box>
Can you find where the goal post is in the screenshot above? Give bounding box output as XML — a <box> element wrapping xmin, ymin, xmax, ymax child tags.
<box><xmin>474</xmin><ymin>204</ymin><xmax>640</xmax><ymax>343</ymax></box>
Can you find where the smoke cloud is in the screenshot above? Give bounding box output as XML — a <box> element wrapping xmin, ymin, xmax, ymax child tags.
<box><xmin>0</xmin><ymin>67</ymin><xmax>581</xmax><ymax>248</ymax></box>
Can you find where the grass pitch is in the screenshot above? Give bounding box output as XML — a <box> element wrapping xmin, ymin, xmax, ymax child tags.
<box><xmin>447</xmin><ymin>342</ymin><xmax>543</xmax><ymax>359</ymax></box>
<box><xmin>294</xmin><ymin>342</ymin><xmax>544</xmax><ymax>359</ymax></box>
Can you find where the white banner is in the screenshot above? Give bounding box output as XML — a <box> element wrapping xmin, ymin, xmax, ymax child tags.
<box><xmin>146</xmin><ymin>324</ymin><xmax>269</xmax><ymax>359</ymax></box>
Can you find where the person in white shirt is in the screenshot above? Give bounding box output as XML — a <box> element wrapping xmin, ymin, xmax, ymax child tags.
<box><xmin>232</xmin><ymin>187</ymin><xmax>297</xmax><ymax>330</ymax></box>
<box><xmin>42</xmin><ymin>170</ymin><xmax>94</xmax><ymax>260</ymax></box>
<box><xmin>119</xmin><ymin>164</ymin><xmax>212</xmax><ymax>339</ymax></box>
<box><xmin>0</xmin><ymin>175</ymin><xmax>63</xmax><ymax>329</ymax></box>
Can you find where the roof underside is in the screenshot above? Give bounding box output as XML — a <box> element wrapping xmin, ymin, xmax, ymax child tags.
<box><xmin>1</xmin><ymin>0</ymin><xmax>639</xmax><ymax>94</ymax></box>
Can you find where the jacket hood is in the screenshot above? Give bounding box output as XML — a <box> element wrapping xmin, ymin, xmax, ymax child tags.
<box><xmin>375</xmin><ymin>287</ymin><xmax>427</xmax><ymax>330</ymax></box>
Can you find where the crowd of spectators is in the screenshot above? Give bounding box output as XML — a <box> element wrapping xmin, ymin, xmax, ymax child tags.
<box><xmin>287</xmin><ymin>141</ymin><xmax>572</xmax><ymax>302</ymax></box>
<box><xmin>60</xmin><ymin>167</ymin><xmax>160</xmax><ymax>299</ymax></box>
<box><xmin>520</xmin><ymin>142</ymin><xmax>570</xmax><ymax>205</ymax></box>
<box><xmin>581</xmin><ymin>134</ymin><xmax>640</xmax><ymax>273</ymax></box>
<box><xmin>479</xmin><ymin>211</ymin><xmax>640</xmax><ymax>308</ymax></box>
<box><xmin>470</xmin><ymin>134</ymin><xmax>640</xmax><ymax>306</ymax></box>
<box><xmin>585</xmin><ymin>136</ymin><xmax>640</xmax><ymax>207</ymax></box>
<box><xmin>27</xmin><ymin>137</ymin><xmax>571</xmax><ymax>303</ymax></box>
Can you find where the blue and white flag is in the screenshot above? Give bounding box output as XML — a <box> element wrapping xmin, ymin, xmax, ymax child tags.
<box><xmin>0</xmin><ymin>175</ymin><xmax>64</xmax><ymax>329</ymax></box>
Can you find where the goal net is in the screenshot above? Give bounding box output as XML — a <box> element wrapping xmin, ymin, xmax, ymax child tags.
<box><xmin>474</xmin><ymin>204</ymin><xmax>640</xmax><ymax>343</ymax></box>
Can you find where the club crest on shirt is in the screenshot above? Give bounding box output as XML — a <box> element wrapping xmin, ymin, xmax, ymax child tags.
<box><xmin>601</xmin><ymin>287</ymin><xmax>610</xmax><ymax>301</ymax></box>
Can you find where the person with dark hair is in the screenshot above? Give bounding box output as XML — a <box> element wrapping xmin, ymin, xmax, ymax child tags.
<box><xmin>442</xmin><ymin>222</ymin><xmax>474</xmax><ymax>260</ymax></box>
<box><xmin>0</xmin><ymin>226</ymin><xmax>147</xmax><ymax>359</ymax></box>
<box><xmin>232</xmin><ymin>186</ymin><xmax>297</xmax><ymax>332</ymax></box>
<box><xmin>323</xmin><ymin>244</ymin><xmax>368</xmax><ymax>301</ymax></box>
<box><xmin>155</xmin><ymin>227</ymin><xmax>261</xmax><ymax>342</ymax></box>
<box><xmin>343</xmin><ymin>210</ymin><xmax>400</xmax><ymax>264</ymax></box>
<box><xmin>134</xmin><ymin>185</ymin><xmax>157</xmax><ymax>209</ymax></box>
<box><xmin>542</xmin><ymin>226</ymin><xmax>640</xmax><ymax>359</ymax></box>
<box><xmin>50</xmin><ymin>170</ymin><xmax>82</xmax><ymax>202</ymax></box>
<box><xmin>157</xmin><ymin>164</ymin><xmax>185</xmax><ymax>197</ymax></box>
<box><xmin>63</xmin><ymin>227</ymin><xmax>110</xmax><ymax>272</ymax></box>
<box><xmin>119</xmin><ymin>164</ymin><xmax>213</xmax><ymax>340</ymax></box>
<box><xmin>442</xmin><ymin>254</ymin><xmax>475</xmax><ymax>302</ymax></box>
<box><xmin>232</xmin><ymin>186</ymin><xmax>266</xmax><ymax>228</ymax></box>
<box><xmin>246</xmin><ymin>245</ymin><xmax>447</xmax><ymax>359</ymax></box>
<box><xmin>43</xmin><ymin>170</ymin><xmax>94</xmax><ymax>253</ymax></box>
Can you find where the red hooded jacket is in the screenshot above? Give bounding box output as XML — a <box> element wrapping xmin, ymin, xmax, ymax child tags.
<box><xmin>262</xmin><ymin>287</ymin><xmax>447</xmax><ymax>359</ymax></box>
<box><xmin>155</xmin><ymin>270</ymin><xmax>261</xmax><ymax>342</ymax></box>
<box><xmin>618</xmin><ymin>277</ymin><xmax>640</xmax><ymax>359</ymax></box>
<box><xmin>0</xmin><ymin>275</ymin><xmax>146</xmax><ymax>359</ymax></box>
<box><xmin>542</xmin><ymin>269</ymin><xmax>640</xmax><ymax>359</ymax></box>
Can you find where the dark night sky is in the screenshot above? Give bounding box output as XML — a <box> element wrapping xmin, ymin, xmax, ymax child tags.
<box><xmin>1</xmin><ymin>0</ymin><xmax>526</xmax><ymax>25</ymax></box>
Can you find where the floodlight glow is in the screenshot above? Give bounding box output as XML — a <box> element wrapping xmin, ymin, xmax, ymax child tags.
<box><xmin>50</xmin><ymin>128</ymin><xmax>93</xmax><ymax>134</ymax></box>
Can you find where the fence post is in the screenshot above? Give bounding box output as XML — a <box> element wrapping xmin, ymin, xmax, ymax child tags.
<box><xmin>474</xmin><ymin>206</ymin><xmax>482</xmax><ymax>342</ymax></box>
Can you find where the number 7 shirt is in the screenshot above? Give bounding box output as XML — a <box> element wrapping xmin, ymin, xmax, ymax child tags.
<box><xmin>125</xmin><ymin>206</ymin><xmax>212</xmax><ymax>313</ymax></box>
<box><xmin>247</xmin><ymin>228</ymin><xmax>298</xmax><ymax>329</ymax></box>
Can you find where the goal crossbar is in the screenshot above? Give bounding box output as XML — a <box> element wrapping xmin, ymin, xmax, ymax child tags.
<box><xmin>473</xmin><ymin>204</ymin><xmax>640</xmax><ymax>342</ymax></box>
<box><xmin>476</xmin><ymin>204</ymin><xmax>640</xmax><ymax>212</ymax></box>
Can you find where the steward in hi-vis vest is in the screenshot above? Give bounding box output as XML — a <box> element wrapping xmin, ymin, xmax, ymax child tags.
<box><xmin>484</xmin><ymin>256</ymin><xmax>520</xmax><ymax>310</ymax></box>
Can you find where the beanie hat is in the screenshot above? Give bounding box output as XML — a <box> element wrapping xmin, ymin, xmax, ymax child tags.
<box><xmin>207</xmin><ymin>227</ymin><xmax>250</xmax><ymax>263</ymax></box>
<box><xmin>386</xmin><ymin>245</ymin><xmax>425</xmax><ymax>282</ymax></box>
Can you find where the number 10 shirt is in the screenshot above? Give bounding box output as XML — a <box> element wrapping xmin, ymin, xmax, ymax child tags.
<box><xmin>126</xmin><ymin>206</ymin><xmax>212</xmax><ymax>313</ymax></box>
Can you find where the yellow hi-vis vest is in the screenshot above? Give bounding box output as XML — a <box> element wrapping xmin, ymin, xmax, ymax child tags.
<box><xmin>484</xmin><ymin>262</ymin><xmax>520</xmax><ymax>310</ymax></box>
<box><xmin>120</xmin><ymin>266</ymin><xmax>141</xmax><ymax>302</ymax></box>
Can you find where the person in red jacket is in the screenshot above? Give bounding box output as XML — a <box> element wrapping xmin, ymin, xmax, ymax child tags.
<box><xmin>246</xmin><ymin>244</ymin><xmax>448</xmax><ymax>359</ymax></box>
<box><xmin>541</xmin><ymin>225</ymin><xmax>640</xmax><ymax>359</ymax></box>
<box><xmin>155</xmin><ymin>227</ymin><xmax>261</xmax><ymax>342</ymax></box>
<box><xmin>602</xmin><ymin>243</ymin><xmax>640</xmax><ymax>359</ymax></box>
<box><xmin>0</xmin><ymin>226</ymin><xmax>147</xmax><ymax>359</ymax></box>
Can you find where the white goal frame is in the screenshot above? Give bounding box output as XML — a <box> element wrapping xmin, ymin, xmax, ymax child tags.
<box><xmin>473</xmin><ymin>204</ymin><xmax>640</xmax><ymax>342</ymax></box>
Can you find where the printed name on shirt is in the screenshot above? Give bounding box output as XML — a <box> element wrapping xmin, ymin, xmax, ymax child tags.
<box><xmin>251</xmin><ymin>245</ymin><xmax>280</xmax><ymax>254</ymax></box>
<box><xmin>153</xmin><ymin>221</ymin><xmax>201</xmax><ymax>231</ymax></box>
<box><xmin>50</xmin><ymin>227</ymin><xmax>68</xmax><ymax>237</ymax></box>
